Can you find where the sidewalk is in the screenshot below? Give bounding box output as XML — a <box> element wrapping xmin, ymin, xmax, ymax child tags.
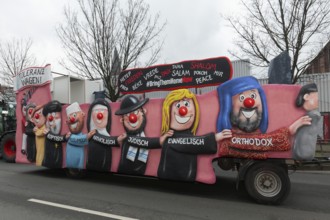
<box><xmin>316</xmin><ymin>142</ymin><xmax>330</xmax><ymax>158</ymax></box>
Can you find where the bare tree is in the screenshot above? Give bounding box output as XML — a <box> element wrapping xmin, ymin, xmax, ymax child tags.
<box><xmin>0</xmin><ymin>38</ymin><xmax>36</xmax><ymax>86</ymax></box>
<box><xmin>226</xmin><ymin>0</ymin><xmax>330</xmax><ymax>83</ymax></box>
<box><xmin>57</xmin><ymin>0</ymin><xmax>166</xmax><ymax>101</ymax></box>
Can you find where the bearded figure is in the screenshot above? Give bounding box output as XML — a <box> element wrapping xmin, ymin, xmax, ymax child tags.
<box><xmin>42</xmin><ymin>100</ymin><xmax>66</xmax><ymax>168</ymax></box>
<box><xmin>217</xmin><ymin>76</ymin><xmax>312</xmax><ymax>159</ymax></box>
<box><xmin>65</xmin><ymin>102</ymin><xmax>95</xmax><ymax>169</ymax></box>
<box><xmin>115</xmin><ymin>95</ymin><xmax>165</xmax><ymax>176</ymax></box>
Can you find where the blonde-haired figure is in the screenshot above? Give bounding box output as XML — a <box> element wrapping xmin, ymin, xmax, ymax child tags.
<box><xmin>157</xmin><ymin>89</ymin><xmax>232</xmax><ymax>182</ymax></box>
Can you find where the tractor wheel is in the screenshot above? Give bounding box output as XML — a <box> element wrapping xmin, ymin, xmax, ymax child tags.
<box><xmin>0</xmin><ymin>133</ymin><xmax>16</xmax><ymax>163</ymax></box>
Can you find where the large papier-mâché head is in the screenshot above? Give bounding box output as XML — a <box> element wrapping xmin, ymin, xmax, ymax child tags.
<box><xmin>217</xmin><ymin>76</ymin><xmax>268</xmax><ymax>133</ymax></box>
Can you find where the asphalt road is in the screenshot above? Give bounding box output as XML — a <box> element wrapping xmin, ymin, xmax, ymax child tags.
<box><xmin>0</xmin><ymin>160</ymin><xmax>329</xmax><ymax>220</ymax></box>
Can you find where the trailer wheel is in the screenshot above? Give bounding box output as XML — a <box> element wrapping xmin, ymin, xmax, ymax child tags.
<box><xmin>245</xmin><ymin>162</ymin><xmax>290</xmax><ymax>205</ymax></box>
<box><xmin>0</xmin><ymin>133</ymin><xmax>16</xmax><ymax>163</ymax></box>
<box><xmin>65</xmin><ymin>168</ymin><xmax>86</xmax><ymax>179</ymax></box>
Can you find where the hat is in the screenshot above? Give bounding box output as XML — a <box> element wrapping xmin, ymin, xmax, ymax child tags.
<box><xmin>42</xmin><ymin>100</ymin><xmax>62</xmax><ymax>116</ymax></box>
<box><xmin>93</xmin><ymin>90</ymin><xmax>106</xmax><ymax>100</ymax></box>
<box><xmin>31</xmin><ymin>105</ymin><xmax>44</xmax><ymax>117</ymax></box>
<box><xmin>66</xmin><ymin>102</ymin><xmax>82</xmax><ymax>116</ymax></box>
<box><xmin>115</xmin><ymin>95</ymin><xmax>149</xmax><ymax>115</ymax></box>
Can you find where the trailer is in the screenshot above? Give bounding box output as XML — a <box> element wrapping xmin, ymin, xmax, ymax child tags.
<box><xmin>12</xmin><ymin>59</ymin><xmax>329</xmax><ymax>205</ymax></box>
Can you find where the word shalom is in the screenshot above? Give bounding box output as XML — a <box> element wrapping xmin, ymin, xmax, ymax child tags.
<box><xmin>231</xmin><ymin>137</ymin><xmax>273</xmax><ymax>147</ymax></box>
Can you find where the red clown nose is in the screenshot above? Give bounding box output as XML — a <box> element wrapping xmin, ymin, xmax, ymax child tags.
<box><xmin>28</xmin><ymin>109</ymin><xmax>33</xmax><ymax>114</ymax></box>
<box><xmin>48</xmin><ymin>115</ymin><xmax>54</xmax><ymax>122</ymax></box>
<box><xmin>35</xmin><ymin>113</ymin><xmax>40</xmax><ymax>119</ymax></box>
<box><xmin>243</xmin><ymin>97</ymin><xmax>255</xmax><ymax>108</ymax></box>
<box><xmin>179</xmin><ymin>106</ymin><xmax>188</xmax><ymax>116</ymax></box>
<box><xmin>97</xmin><ymin>112</ymin><xmax>103</xmax><ymax>120</ymax></box>
<box><xmin>128</xmin><ymin>113</ymin><xmax>137</xmax><ymax>123</ymax></box>
<box><xmin>70</xmin><ymin>116</ymin><xmax>76</xmax><ymax>123</ymax></box>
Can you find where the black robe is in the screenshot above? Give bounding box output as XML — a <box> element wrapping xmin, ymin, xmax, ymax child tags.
<box><xmin>157</xmin><ymin>130</ymin><xmax>217</xmax><ymax>182</ymax></box>
<box><xmin>118</xmin><ymin>134</ymin><xmax>161</xmax><ymax>176</ymax></box>
<box><xmin>25</xmin><ymin>121</ymin><xmax>36</xmax><ymax>162</ymax></box>
<box><xmin>42</xmin><ymin>132</ymin><xmax>66</xmax><ymax>168</ymax></box>
<box><xmin>86</xmin><ymin>131</ymin><xmax>119</xmax><ymax>172</ymax></box>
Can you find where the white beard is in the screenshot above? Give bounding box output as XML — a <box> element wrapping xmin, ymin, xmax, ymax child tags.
<box><xmin>50</xmin><ymin>119</ymin><xmax>61</xmax><ymax>135</ymax></box>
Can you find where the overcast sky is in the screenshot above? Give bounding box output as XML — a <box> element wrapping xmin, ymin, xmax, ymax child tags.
<box><xmin>0</xmin><ymin>0</ymin><xmax>242</xmax><ymax>74</ymax></box>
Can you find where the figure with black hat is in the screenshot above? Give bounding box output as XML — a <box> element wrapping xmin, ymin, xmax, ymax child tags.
<box><xmin>86</xmin><ymin>94</ymin><xmax>123</xmax><ymax>172</ymax></box>
<box><xmin>42</xmin><ymin>100</ymin><xmax>66</xmax><ymax>168</ymax></box>
<box><xmin>293</xmin><ymin>83</ymin><xmax>322</xmax><ymax>160</ymax></box>
<box><xmin>115</xmin><ymin>95</ymin><xmax>171</xmax><ymax>176</ymax></box>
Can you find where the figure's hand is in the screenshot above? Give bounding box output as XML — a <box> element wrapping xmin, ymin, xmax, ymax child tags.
<box><xmin>87</xmin><ymin>129</ymin><xmax>96</xmax><ymax>139</ymax></box>
<box><xmin>33</xmin><ymin>126</ymin><xmax>37</xmax><ymax>132</ymax></box>
<box><xmin>160</xmin><ymin>130</ymin><xmax>174</xmax><ymax>146</ymax></box>
<box><xmin>215</xmin><ymin>129</ymin><xmax>232</xmax><ymax>142</ymax></box>
<box><xmin>117</xmin><ymin>133</ymin><xmax>127</xmax><ymax>145</ymax></box>
<box><xmin>21</xmin><ymin>149</ymin><xmax>26</xmax><ymax>155</ymax></box>
<box><xmin>289</xmin><ymin>115</ymin><xmax>312</xmax><ymax>135</ymax></box>
<box><xmin>43</xmin><ymin>128</ymin><xmax>49</xmax><ymax>135</ymax></box>
<box><xmin>25</xmin><ymin>122</ymin><xmax>28</xmax><ymax>126</ymax></box>
<box><xmin>65</xmin><ymin>132</ymin><xmax>71</xmax><ymax>140</ymax></box>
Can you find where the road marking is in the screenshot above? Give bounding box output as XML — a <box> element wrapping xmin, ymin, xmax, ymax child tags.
<box><xmin>28</xmin><ymin>198</ymin><xmax>139</xmax><ymax>220</ymax></box>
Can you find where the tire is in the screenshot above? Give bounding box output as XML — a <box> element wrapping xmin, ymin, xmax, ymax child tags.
<box><xmin>65</xmin><ymin>168</ymin><xmax>86</xmax><ymax>179</ymax></box>
<box><xmin>244</xmin><ymin>162</ymin><xmax>290</xmax><ymax>205</ymax></box>
<box><xmin>218</xmin><ymin>158</ymin><xmax>235</xmax><ymax>171</ymax></box>
<box><xmin>0</xmin><ymin>133</ymin><xmax>16</xmax><ymax>163</ymax></box>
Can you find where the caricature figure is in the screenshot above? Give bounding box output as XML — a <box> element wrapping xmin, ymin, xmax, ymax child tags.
<box><xmin>22</xmin><ymin>103</ymin><xmax>37</xmax><ymax>162</ymax></box>
<box><xmin>115</xmin><ymin>95</ymin><xmax>167</xmax><ymax>176</ymax></box>
<box><xmin>65</xmin><ymin>102</ymin><xmax>95</xmax><ymax>169</ymax></box>
<box><xmin>157</xmin><ymin>89</ymin><xmax>232</xmax><ymax>182</ymax></box>
<box><xmin>293</xmin><ymin>83</ymin><xmax>322</xmax><ymax>160</ymax></box>
<box><xmin>217</xmin><ymin>76</ymin><xmax>312</xmax><ymax>158</ymax></box>
<box><xmin>86</xmin><ymin>97</ymin><xmax>121</xmax><ymax>172</ymax></box>
<box><xmin>32</xmin><ymin>105</ymin><xmax>47</xmax><ymax>166</ymax></box>
<box><xmin>20</xmin><ymin>97</ymin><xmax>28</xmax><ymax>155</ymax></box>
<box><xmin>42</xmin><ymin>100</ymin><xmax>66</xmax><ymax>168</ymax></box>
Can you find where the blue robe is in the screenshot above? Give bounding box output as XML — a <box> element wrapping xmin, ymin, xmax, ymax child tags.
<box><xmin>66</xmin><ymin>133</ymin><xmax>88</xmax><ymax>169</ymax></box>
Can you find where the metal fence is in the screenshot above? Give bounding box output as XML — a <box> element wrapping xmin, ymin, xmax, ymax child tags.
<box><xmin>258</xmin><ymin>73</ymin><xmax>330</xmax><ymax>113</ymax></box>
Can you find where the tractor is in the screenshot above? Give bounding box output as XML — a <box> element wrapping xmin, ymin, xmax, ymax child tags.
<box><xmin>0</xmin><ymin>100</ymin><xmax>16</xmax><ymax>163</ymax></box>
